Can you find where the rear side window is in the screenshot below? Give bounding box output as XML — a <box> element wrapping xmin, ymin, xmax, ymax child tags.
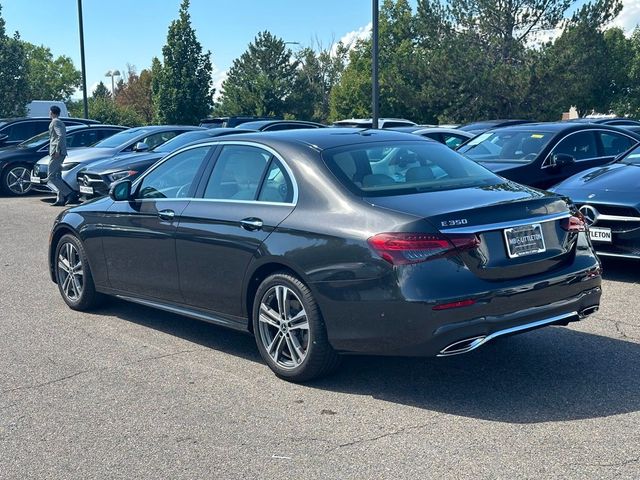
<box><xmin>257</xmin><ymin>159</ymin><xmax>294</xmax><ymax>203</ymax></box>
<box><xmin>323</xmin><ymin>141</ymin><xmax>500</xmax><ymax>197</ymax></box>
<box><xmin>4</xmin><ymin>121</ymin><xmax>49</xmax><ymax>141</ymax></box>
<box><xmin>599</xmin><ymin>132</ymin><xmax>636</xmax><ymax>156</ymax></box>
<box><xmin>203</xmin><ymin>145</ymin><xmax>271</xmax><ymax>200</ymax></box>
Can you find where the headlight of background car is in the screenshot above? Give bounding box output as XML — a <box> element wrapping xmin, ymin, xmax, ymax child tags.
<box><xmin>107</xmin><ymin>170</ymin><xmax>138</xmax><ymax>182</ymax></box>
<box><xmin>61</xmin><ymin>162</ymin><xmax>80</xmax><ymax>171</ymax></box>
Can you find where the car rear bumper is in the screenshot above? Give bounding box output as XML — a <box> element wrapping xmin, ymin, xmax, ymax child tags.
<box><xmin>311</xmin><ymin>255</ymin><xmax>602</xmax><ymax>357</ymax></box>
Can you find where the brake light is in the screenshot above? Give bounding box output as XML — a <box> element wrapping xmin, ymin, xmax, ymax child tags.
<box><xmin>561</xmin><ymin>214</ymin><xmax>586</xmax><ymax>232</ymax></box>
<box><xmin>367</xmin><ymin>232</ymin><xmax>480</xmax><ymax>265</ymax></box>
<box><xmin>433</xmin><ymin>299</ymin><xmax>476</xmax><ymax>310</ymax></box>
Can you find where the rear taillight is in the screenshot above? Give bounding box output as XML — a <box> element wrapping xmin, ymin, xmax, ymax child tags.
<box><xmin>367</xmin><ymin>232</ymin><xmax>480</xmax><ymax>265</ymax></box>
<box><xmin>561</xmin><ymin>214</ymin><xmax>586</xmax><ymax>232</ymax></box>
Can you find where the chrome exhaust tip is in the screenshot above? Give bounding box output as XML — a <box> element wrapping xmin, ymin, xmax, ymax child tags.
<box><xmin>579</xmin><ymin>305</ymin><xmax>599</xmax><ymax>318</ymax></box>
<box><xmin>438</xmin><ymin>336</ymin><xmax>486</xmax><ymax>356</ymax></box>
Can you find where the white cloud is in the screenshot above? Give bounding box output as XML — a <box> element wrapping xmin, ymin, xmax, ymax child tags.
<box><xmin>611</xmin><ymin>0</ymin><xmax>640</xmax><ymax>34</ymax></box>
<box><xmin>211</xmin><ymin>62</ymin><xmax>228</xmax><ymax>101</ymax></box>
<box><xmin>331</xmin><ymin>22</ymin><xmax>372</xmax><ymax>56</ymax></box>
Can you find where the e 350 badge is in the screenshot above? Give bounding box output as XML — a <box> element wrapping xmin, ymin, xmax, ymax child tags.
<box><xmin>441</xmin><ymin>219</ymin><xmax>468</xmax><ymax>227</ymax></box>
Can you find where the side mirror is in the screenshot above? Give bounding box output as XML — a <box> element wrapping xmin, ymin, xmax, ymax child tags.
<box><xmin>549</xmin><ymin>153</ymin><xmax>575</xmax><ymax>169</ymax></box>
<box><xmin>133</xmin><ymin>142</ymin><xmax>149</xmax><ymax>152</ymax></box>
<box><xmin>109</xmin><ymin>180</ymin><xmax>132</xmax><ymax>201</ymax></box>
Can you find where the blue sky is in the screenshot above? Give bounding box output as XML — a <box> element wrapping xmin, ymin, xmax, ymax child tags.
<box><xmin>1</xmin><ymin>0</ymin><xmax>373</xmax><ymax>98</ymax></box>
<box><xmin>2</xmin><ymin>0</ymin><xmax>639</xmax><ymax>100</ymax></box>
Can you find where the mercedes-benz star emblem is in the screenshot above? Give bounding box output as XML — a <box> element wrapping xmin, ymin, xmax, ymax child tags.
<box><xmin>579</xmin><ymin>205</ymin><xmax>599</xmax><ymax>226</ymax></box>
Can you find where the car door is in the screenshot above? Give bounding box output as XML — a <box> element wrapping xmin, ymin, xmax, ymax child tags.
<box><xmin>101</xmin><ymin>144</ymin><xmax>213</xmax><ymax>302</ymax></box>
<box><xmin>175</xmin><ymin>143</ymin><xmax>296</xmax><ymax>317</ymax></box>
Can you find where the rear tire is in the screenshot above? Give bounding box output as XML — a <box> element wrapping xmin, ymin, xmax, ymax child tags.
<box><xmin>54</xmin><ymin>234</ymin><xmax>104</xmax><ymax>311</ymax></box>
<box><xmin>253</xmin><ymin>272</ymin><xmax>341</xmax><ymax>382</ymax></box>
<box><xmin>1</xmin><ymin>164</ymin><xmax>33</xmax><ymax>196</ymax></box>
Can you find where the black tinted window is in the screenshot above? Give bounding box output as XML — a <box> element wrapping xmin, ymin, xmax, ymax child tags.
<box><xmin>5</xmin><ymin>121</ymin><xmax>48</xmax><ymax>141</ymax></box>
<box><xmin>257</xmin><ymin>159</ymin><xmax>294</xmax><ymax>203</ymax></box>
<box><xmin>203</xmin><ymin>145</ymin><xmax>271</xmax><ymax>200</ymax></box>
<box><xmin>553</xmin><ymin>131</ymin><xmax>598</xmax><ymax>160</ymax></box>
<box><xmin>599</xmin><ymin>132</ymin><xmax>636</xmax><ymax>156</ymax></box>
<box><xmin>138</xmin><ymin>146</ymin><xmax>211</xmax><ymax>199</ymax></box>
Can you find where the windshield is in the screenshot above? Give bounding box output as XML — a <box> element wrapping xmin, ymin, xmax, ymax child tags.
<box><xmin>18</xmin><ymin>131</ymin><xmax>50</xmax><ymax>148</ymax></box>
<box><xmin>620</xmin><ymin>144</ymin><xmax>640</xmax><ymax>164</ymax></box>
<box><xmin>458</xmin><ymin>130</ymin><xmax>552</xmax><ymax>163</ymax></box>
<box><xmin>92</xmin><ymin>128</ymin><xmax>145</xmax><ymax>148</ymax></box>
<box><xmin>153</xmin><ymin>131</ymin><xmax>208</xmax><ymax>153</ymax></box>
<box><xmin>323</xmin><ymin>141</ymin><xmax>501</xmax><ymax>197</ymax></box>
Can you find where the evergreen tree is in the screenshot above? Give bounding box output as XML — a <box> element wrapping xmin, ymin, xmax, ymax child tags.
<box><xmin>92</xmin><ymin>81</ymin><xmax>111</xmax><ymax>99</ymax></box>
<box><xmin>152</xmin><ymin>0</ymin><xmax>213</xmax><ymax>124</ymax></box>
<box><xmin>216</xmin><ymin>31</ymin><xmax>298</xmax><ymax>117</ymax></box>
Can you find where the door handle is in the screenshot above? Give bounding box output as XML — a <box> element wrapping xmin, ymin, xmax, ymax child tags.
<box><xmin>158</xmin><ymin>209</ymin><xmax>176</xmax><ymax>221</ymax></box>
<box><xmin>240</xmin><ymin>217</ymin><xmax>263</xmax><ymax>231</ymax></box>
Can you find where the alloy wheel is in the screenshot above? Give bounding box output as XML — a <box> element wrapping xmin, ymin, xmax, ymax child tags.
<box><xmin>6</xmin><ymin>166</ymin><xmax>32</xmax><ymax>195</ymax></box>
<box><xmin>57</xmin><ymin>242</ymin><xmax>84</xmax><ymax>302</ymax></box>
<box><xmin>258</xmin><ymin>285</ymin><xmax>310</xmax><ymax>370</ymax></box>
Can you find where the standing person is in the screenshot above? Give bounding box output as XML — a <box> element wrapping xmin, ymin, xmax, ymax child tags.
<box><xmin>47</xmin><ymin>105</ymin><xmax>72</xmax><ymax>206</ymax></box>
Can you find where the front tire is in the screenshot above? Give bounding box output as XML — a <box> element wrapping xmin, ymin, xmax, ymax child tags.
<box><xmin>54</xmin><ymin>234</ymin><xmax>104</xmax><ymax>311</ymax></box>
<box><xmin>1</xmin><ymin>164</ymin><xmax>33</xmax><ymax>196</ymax></box>
<box><xmin>253</xmin><ymin>273</ymin><xmax>340</xmax><ymax>382</ymax></box>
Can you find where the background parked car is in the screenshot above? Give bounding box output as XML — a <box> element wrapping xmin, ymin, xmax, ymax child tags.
<box><xmin>0</xmin><ymin>124</ymin><xmax>126</xmax><ymax>196</ymax></box>
<box><xmin>549</xmin><ymin>143</ymin><xmax>640</xmax><ymax>259</ymax></box>
<box><xmin>332</xmin><ymin>118</ymin><xmax>417</xmax><ymax>129</ymax></box>
<box><xmin>458</xmin><ymin>119</ymin><xmax>534</xmax><ymax>135</ymax></box>
<box><xmin>200</xmin><ymin>116</ymin><xmax>281</xmax><ymax>128</ymax></box>
<box><xmin>77</xmin><ymin>128</ymin><xmax>256</xmax><ymax>199</ymax></box>
<box><xmin>457</xmin><ymin>122</ymin><xmax>640</xmax><ymax>189</ymax></box>
<box><xmin>236</xmin><ymin>120</ymin><xmax>326</xmax><ymax>131</ymax></box>
<box><xmin>48</xmin><ymin>128</ymin><xmax>601</xmax><ymax>382</ymax></box>
<box><xmin>566</xmin><ymin>117</ymin><xmax>640</xmax><ymax>127</ymax></box>
<box><xmin>389</xmin><ymin>126</ymin><xmax>475</xmax><ymax>149</ymax></box>
<box><xmin>0</xmin><ymin>117</ymin><xmax>98</xmax><ymax>147</ymax></box>
<box><xmin>31</xmin><ymin>125</ymin><xmax>202</xmax><ymax>195</ymax></box>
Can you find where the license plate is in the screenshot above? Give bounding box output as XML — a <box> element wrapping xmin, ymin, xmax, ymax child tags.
<box><xmin>30</xmin><ymin>175</ymin><xmax>40</xmax><ymax>184</ymax></box>
<box><xmin>589</xmin><ymin>227</ymin><xmax>612</xmax><ymax>243</ymax></box>
<box><xmin>79</xmin><ymin>185</ymin><xmax>94</xmax><ymax>195</ymax></box>
<box><xmin>504</xmin><ymin>223</ymin><xmax>546</xmax><ymax>258</ymax></box>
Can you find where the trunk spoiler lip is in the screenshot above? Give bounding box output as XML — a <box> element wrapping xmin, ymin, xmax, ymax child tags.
<box><xmin>439</xmin><ymin>211</ymin><xmax>571</xmax><ymax>234</ymax></box>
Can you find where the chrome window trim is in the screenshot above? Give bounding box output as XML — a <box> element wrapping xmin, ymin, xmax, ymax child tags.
<box><xmin>132</xmin><ymin>140</ymin><xmax>299</xmax><ymax>205</ymax></box>
<box><xmin>542</xmin><ymin>128</ymin><xmax>639</xmax><ymax>168</ymax></box>
<box><xmin>440</xmin><ymin>211</ymin><xmax>571</xmax><ymax>234</ymax></box>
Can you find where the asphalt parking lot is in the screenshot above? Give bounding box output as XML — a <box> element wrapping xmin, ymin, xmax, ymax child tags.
<box><xmin>1</xmin><ymin>195</ymin><xmax>639</xmax><ymax>479</ymax></box>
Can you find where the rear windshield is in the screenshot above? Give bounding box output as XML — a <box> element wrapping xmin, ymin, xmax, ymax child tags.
<box><xmin>153</xmin><ymin>131</ymin><xmax>208</xmax><ymax>153</ymax></box>
<box><xmin>323</xmin><ymin>141</ymin><xmax>501</xmax><ymax>197</ymax></box>
<box><xmin>621</xmin><ymin>144</ymin><xmax>640</xmax><ymax>164</ymax></box>
<box><xmin>458</xmin><ymin>130</ymin><xmax>552</xmax><ymax>162</ymax></box>
<box><xmin>18</xmin><ymin>130</ymin><xmax>50</xmax><ymax>148</ymax></box>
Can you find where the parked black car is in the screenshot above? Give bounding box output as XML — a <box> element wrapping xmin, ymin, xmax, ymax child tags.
<box><xmin>49</xmin><ymin>129</ymin><xmax>601</xmax><ymax>381</ymax></box>
<box><xmin>332</xmin><ymin>118</ymin><xmax>416</xmax><ymax>129</ymax></box>
<box><xmin>77</xmin><ymin>128</ymin><xmax>255</xmax><ymax>199</ymax></box>
<box><xmin>458</xmin><ymin>119</ymin><xmax>534</xmax><ymax>135</ymax></box>
<box><xmin>549</xmin><ymin>143</ymin><xmax>640</xmax><ymax>259</ymax></box>
<box><xmin>0</xmin><ymin>124</ymin><xmax>126</xmax><ymax>196</ymax></box>
<box><xmin>566</xmin><ymin>117</ymin><xmax>640</xmax><ymax>127</ymax></box>
<box><xmin>390</xmin><ymin>126</ymin><xmax>475</xmax><ymax>149</ymax></box>
<box><xmin>457</xmin><ymin>123</ymin><xmax>640</xmax><ymax>189</ymax></box>
<box><xmin>236</xmin><ymin>120</ymin><xmax>326</xmax><ymax>131</ymax></box>
<box><xmin>0</xmin><ymin>117</ymin><xmax>99</xmax><ymax>147</ymax></box>
<box><xmin>200</xmin><ymin>116</ymin><xmax>281</xmax><ymax>128</ymax></box>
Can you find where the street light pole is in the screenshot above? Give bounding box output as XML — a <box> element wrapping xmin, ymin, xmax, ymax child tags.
<box><xmin>105</xmin><ymin>70</ymin><xmax>121</xmax><ymax>100</ymax></box>
<box><xmin>372</xmin><ymin>0</ymin><xmax>379</xmax><ymax>129</ymax></box>
<box><xmin>77</xmin><ymin>0</ymin><xmax>88</xmax><ymax>119</ymax></box>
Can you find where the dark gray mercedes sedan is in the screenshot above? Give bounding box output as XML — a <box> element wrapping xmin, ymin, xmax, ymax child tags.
<box><xmin>48</xmin><ymin>129</ymin><xmax>602</xmax><ymax>381</ymax></box>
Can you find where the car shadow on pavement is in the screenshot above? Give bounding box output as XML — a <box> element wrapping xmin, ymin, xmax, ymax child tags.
<box><xmin>311</xmin><ymin>327</ymin><xmax>640</xmax><ymax>424</ymax></box>
<box><xmin>100</xmin><ymin>297</ymin><xmax>639</xmax><ymax>424</ymax></box>
<box><xmin>601</xmin><ymin>257</ymin><xmax>640</xmax><ymax>282</ymax></box>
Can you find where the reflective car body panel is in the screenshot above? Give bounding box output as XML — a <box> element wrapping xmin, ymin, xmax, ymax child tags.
<box><xmin>49</xmin><ymin>129</ymin><xmax>602</xmax><ymax>358</ymax></box>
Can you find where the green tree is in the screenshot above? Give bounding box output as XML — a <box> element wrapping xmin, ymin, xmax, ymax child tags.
<box><xmin>92</xmin><ymin>81</ymin><xmax>111</xmax><ymax>99</ymax></box>
<box><xmin>152</xmin><ymin>0</ymin><xmax>213</xmax><ymax>124</ymax></box>
<box><xmin>116</xmin><ymin>65</ymin><xmax>154</xmax><ymax>124</ymax></box>
<box><xmin>0</xmin><ymin>5</ymin><xmax>29</xmax><ymax>116</ymax></box>
<box><xmin>23</xmin><ymin>43</ymin><xmax>81</xmax><ymax>101</ymax></box>
<box><xmin>70</xmin><ymin>97</ymin><xmax>142</xmax><ymax>126</ymax></box>
<box><xmin>216</xmin><ymin>31</ymin><xmax>298</xmax><ymax>117</ymax></box>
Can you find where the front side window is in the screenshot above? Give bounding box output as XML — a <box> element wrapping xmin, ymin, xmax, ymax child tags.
<box><xmin>599</xmin><ymin>132</ymin><xmax>636</xmax><ymax>156</ymax></box>
<box><xmin>458</xmin><ymin>130</ymin><xmax>551</xmax><ymax>162</ymax></box>
<box><xmin>443</xmin><ymin>134</ymin><xmax>467</xmax><ymax>149</ymax></box>
<box><xmin>552</xmin><ymin>131</ymin><xmax>598</xmax><ymax>160</ymax></box>
<box><xmin>139</xmin><ymin>131</ymin><xmax>180</xmax><ymax>150</ymax></box>
<box><xmin>137</xmin><ymin>146</ymin><xmax>211</xmax><ymax>199</ymax></box>
<box><xmin>203</xmin><ymin>145</ymin><xmax>271</xmax><ymax>200</ymax></box>
<box><xmin>324</xmin><ymin>141</ymin><xmax>500</xmax><ymax>197</ymax></box>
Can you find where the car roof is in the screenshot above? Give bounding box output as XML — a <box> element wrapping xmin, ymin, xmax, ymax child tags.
<box><xmin>483</xmin><ymin>122</ymin><xmax>640</xmax><ymax>135</ymax></box>
<box><xmin>204</xmin><ymin>127</ymin><xmax>434</xmax><ymax>151</ymax></box>
<box><xmin>238</xmin><ymin>120</ymin><xmax>326</xmax><ymax>130</ymax></box>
